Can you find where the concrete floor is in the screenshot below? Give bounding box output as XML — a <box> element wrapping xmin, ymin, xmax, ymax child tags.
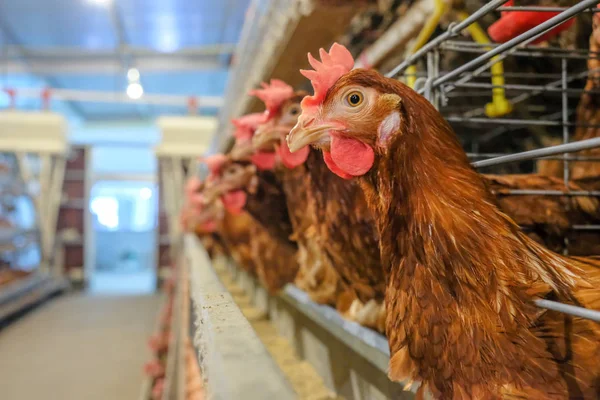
<box><xmin>89</xmin><ymin>271</ymin><xmax>157</xmax><ymax>295</ymax></box>
<box><xmin>0</xmin><ymin>293</ymin><xmax>161</xmax><ymax>400</ymax></box>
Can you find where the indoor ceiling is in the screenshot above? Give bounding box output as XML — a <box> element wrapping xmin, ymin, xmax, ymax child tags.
<box><xmin>0</xmin><ymin>0</ymin><xmax>250</xmax><ymax>121</ymax></box>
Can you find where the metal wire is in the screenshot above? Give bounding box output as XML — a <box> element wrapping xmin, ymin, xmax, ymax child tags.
<box><xmin>448</xmin><ymin>117</ymin><xmax>600</xmax><ymax>128</ymax></box>
<box><xmin>573</xmin><ymin>225</ymin><xmax>600</xmax><ymax>231</ymax></box>
<box><xmin>385</xmin><ymin>0</ymin><xmax>508</xmax><ymax>78</ymax></box>
<box><xmin>397</xmin><ymin>0</ymin><xmax>600</xmax><ymax>322</ymax></box>
<box><xmin>467</xmin><ymin>153</ymin><xmax>600</xmax><ymax>162</ymax></box>
<box><xmin>497</xmin><ymin>6</ymin><xmax>600</xmax><ymax>13</ymax></box>
<box><xmin>443</xmin><ymin>40</ymin><xmax>600</xmax><ymax>58</ymax></box>
<box><xmin>432</xmin><ymin>0</ymin><xmax>599</xmax><ymax>89</ymax></box>
<box><xmin>535</xmin><ymin>299</ymin><xmax>600</xmax><ymax>323</ymax></box>
<box><xmin>462</xmin><ymin>68</ymin><xmax>600</xmax><ymax>120</ymax></box>
<box><xmin>472</xmin><ymin>138</ymin><xmax>600</xmax><ymax>168</ymax></box>
<box><xmin>492</xmin><ymin>190</ymin><xmax>600</xmax><ymax>197</ymax></box>
<box><xmin>453</xmin><ymin>82</ymin><xmax>600</xmax><ymax>96</ymax></box>
<box><xmin>441</xmin><ymin>42</ymin><xmax>600</xmax><ymax>61</ymax></box>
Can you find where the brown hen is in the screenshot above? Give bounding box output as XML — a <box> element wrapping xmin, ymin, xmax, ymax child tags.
<box><xmin>251</xmin><ymin>85</ymin><xmax>351</xmax><ymax>310</ymax></box>
<box><xmin>288</xmin><ymin>44</ymin><xmax>600</xmax><ymax>399</ymax></box>
<box><xmin>251</xmin><ymin>81</ymin><xmax>385</xmax><ymax>329</ymax></box>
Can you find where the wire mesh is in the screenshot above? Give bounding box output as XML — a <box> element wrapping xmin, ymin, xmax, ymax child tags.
<box><xmin>385</xmin><ymin>1</ymin><xmax>600</xmax><ymax>322</ymax></box>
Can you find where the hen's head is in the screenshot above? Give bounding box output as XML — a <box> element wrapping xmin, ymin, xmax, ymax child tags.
<box><xmin>251</xmin><ymin>82</ymin><xmax>309</xmax><ymax>168</ymax></box>
<box><xmin>287</xmin><ymin>43</ymin><xmax>439</xmax><ymax>179</ymax></box>
<box><xmin>230</xmin><ymin>113</ymin><xmax>276</xmax><ymax>170</ymax></box>
<box><xmin>192</xmin><ymin>198</ymin><xmax>225</xmax><ymax>234</ymax></box>
<box><xmin>200</xmin><ymin>154</ymin><xmax>257</xmax><ymax>215</ymax></box>
<box><xmin>232</xmin><ymin>113</ymin><xmax>267</xmax><ymax>143</ymax></box>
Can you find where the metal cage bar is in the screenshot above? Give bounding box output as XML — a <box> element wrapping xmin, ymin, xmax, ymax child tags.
<box><xmin>535</xmin><ymin>299</ymin><xmax>600</xmax><ymax>323</ymax></box>
<box><xmin>431</xmin><ymin>0</ymin><xmax>599</xmax><ymax>89</ymax></box>
<box><xmin>387</xmin><ymin>0</ymin><xmax>600</xmax><ymax>325</ymax></box>
<box><xmin>385</xmin><ymin>0</ymin><xmax>508</xmax><ymax>78</ymax></box>
<box><xmin>472</xmin><ymin>138</ymin><xmax>600</xmax><ymax>168</ymax></box>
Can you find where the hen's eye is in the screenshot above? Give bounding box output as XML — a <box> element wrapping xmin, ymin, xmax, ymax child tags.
<box><xmin>289</xmin><ymin>106</ymin><xmax>299</xmax><ymax>116</ymax></box>
<box><xmin>346</xmin><ymin>91</ymin><xmax>363</xmax><ymax>107</ymax></box>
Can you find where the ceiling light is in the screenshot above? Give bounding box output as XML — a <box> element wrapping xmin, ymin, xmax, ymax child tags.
<box><xmin>88</xmin><ymin>0</ymin><xmax>111</xmax><ymax>5</ymax></box>
<box><xmin>126</xmin><ymin>82</ymin><xmax>144</xmax><ymax>100</ymax></box>
<box><xmin>127</xmin><ymin>68</ymin><xmax>140</xmax><ymax>82</ymax></box>
<box><xmin>140</xmin><ymin>188</ymin><xmax>152</xmax><ymax>200</ymax></box>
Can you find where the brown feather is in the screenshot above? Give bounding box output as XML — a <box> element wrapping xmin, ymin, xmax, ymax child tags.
<box><xmin>319</xmin><ymin>68</ymin><xmax>600</xmax><ymax>398</ymax></box>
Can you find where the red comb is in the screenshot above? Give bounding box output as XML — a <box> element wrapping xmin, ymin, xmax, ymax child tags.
<box><xmin>203</xmin><ymin>154</ymin><xmax>228</xmax><ymax>175</ymax></box>
<box><xmin>300</xmin><ymin>43</ymin><xmax>354</xmax><ymax>112</ymax></box>
<box><xmin>231</xmin><ymin>113</ymin><xmax>268</xmax><ymax>141</ymax></box>
<box><xmin>249</xmin><ymin>79</ymin><xmax>294</xmax><ymax>118</ymax></box>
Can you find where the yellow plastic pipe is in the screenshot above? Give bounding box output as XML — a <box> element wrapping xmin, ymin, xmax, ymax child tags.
<box><xmin>405</xmin><ymin>0</ymin><xmax>447</xmax><ymax>88</ymax></box>
<box><xmin>456</xmin><ymin>10</ymin><xmax>513</xmax><ymax>118</ymax></box>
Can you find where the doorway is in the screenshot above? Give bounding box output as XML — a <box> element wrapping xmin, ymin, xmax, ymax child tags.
<box><xmin>88</xmin><ymin>180</ymin><xmax>157</xmax><ymax>295</ymax></box>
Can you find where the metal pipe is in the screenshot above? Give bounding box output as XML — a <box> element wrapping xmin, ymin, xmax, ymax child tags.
<box><xmin>491</xmin><ymin>190</ymin><xmax>600</xmax><ymax>197</ymax></box>
<box><xmin>448</xmin><ymin>117</ymin><xmax>600</xmax><ymax>129</ymax></box>
<box><xmin>432</xmin><ymin>41</ymin><xmax>589</xmax><ymax>99</ymax></box>
<box><xmin>441</xmin><ymin>45</ymin><xmax>598</xmax><ymax>61</ymax></box>
<box><xmin>448</xmin><ymin>117</ymin><xmax>561</xmax><ymax>126</ymax></box>
<box><xmin>467</xmin><ymin>153</ymin><xmax>600</xmax><ymax>162</ymax></box>
<box><xmin>561</xmin><ymin>58</ymin><xmax>570</xmax><ymax>187</ymax></box>
<box><xmin>442</xmin><ymin>40</ymin><xmax>600</xmax><ymax>57</ymax></box>
<box><xmin>461</xmin><ymin>68</ymin><xmax>599</xmax><ymax>120</ymax></box>
<box><xmin>472</xmin><ymin>138</ymin><xmax>600</xmax><ymax>168</ymax></box>
<box><xmin>572</xmin><ymin>225</ymin><xmax>600</xmax><ymax>231</ymax></box>
<box><xmin>454</xmin><ymin>82</ymin><xmax>600</xmax><ymax>96</ymax></box>
<box><xmin>385</xmin><ymin>0</ymin><xmax>508</xmax><ymax>78</ymax></box>
<box><xmin>534</xmin><ymin>299</ymin><xmax>600</xmax><ymax>323</ymax></box>
<box><xmin>433</xmin><ymin>0</ymin><xmax>598</xmax><ymax>88</ymax></box>
<box><xmin>497</xmin><ymin>6</ymin><xmax>600</xmax><ymax>13</ymax></box>
<box><xmin>5</xmin><ymin>87</ymin><xmax>224</xmax><ymax>108</ymax></box>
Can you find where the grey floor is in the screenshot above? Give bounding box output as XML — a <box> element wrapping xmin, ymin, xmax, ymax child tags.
<box><xmin>0</xmin><ymin>293</ymin><xmax>161</xmax><ymax>400</ymax></box>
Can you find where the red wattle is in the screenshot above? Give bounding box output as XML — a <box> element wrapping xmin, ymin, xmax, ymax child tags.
<box><xmin>488</xmin><ymin>10</ymin><xmax>574</xmax><ymax>44</ymax></box>
<box><xmin>222</xmin><ymin>190</ymin><xmax>247</xmax><ymax>215</ymax></box>
<box><xmin>200</xmin><ymin>220</ymin><xmax>217</xmax><ymax>232</ymax></box>
<box><xmin>329</xmin><ymin>135</ymin><xmax>374</xmax><ymax>177</ymax></box>
<box><xmin>251</xmin><ymin>151</ymin><xmax>277</xmax><ymax>170</ymax></box>
<box><xmin>323</xmin><ymin>151</ymin><xmax>353</xmax><ymax>180</ymax></box>
<box><xmin>277</xmin><ymin>142</ymin><xmax>309</xmax><ymax>169</ymax></box>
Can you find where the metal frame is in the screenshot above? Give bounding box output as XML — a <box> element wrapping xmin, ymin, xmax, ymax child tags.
<box><xmin>15</xmin><ymin>152</ymin><xmax>67</xmax><ymax>274</ymax></box>
<box><xmin>5</xmin><ymin>87</ymin><xmax>224</xmax><ymax>110</ymax></box>
<box><xmin>0</xmin><ymin>111</ymin><xmax>69</xmax><ymax>274</ymax></box>
<box><xmin>384</xmin><ymin>0</ymin><xmax>600</xmax><ymax>323</ymax></box>
<box><xmin>155</xmin><ymin>116</ymin><xmax>218</xmax><ymax>262</ymax></box>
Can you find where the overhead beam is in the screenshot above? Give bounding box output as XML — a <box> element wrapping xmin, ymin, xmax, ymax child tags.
<box><xmin>0</xmin><ymin>58</ymin><xmax>226</xmax><ymax>75</ymax></box>
<box><xmin>0</xmin><ymin>15</ymin><xmax>87</xmax><ymax>118</ymax></box>
<box><xmin>10</xmin><ymin>87</ymin><xmax>224</xmax><ymax>108</ymax></box>
<box><xmin>1</xmin><ymin>44</ymin><xmax>237</xmax><ymax>58</ymax></box>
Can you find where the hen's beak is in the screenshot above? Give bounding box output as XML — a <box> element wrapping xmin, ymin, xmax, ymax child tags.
<box><xmin>201</xmin><ymin>183</ymin><xmax>224</xmax><ymax>205</ymax></box>
<box><xmin>252</xmin><ymin>124</ymin><xmax>286</xmax><ymax>151</ymax></box>
<box><xmin>230</xmin><ymin>141</ymin><xmax>254</xmax><ymax>161</ymax></box>
<box><xmin>287</xmin><ymin>123</ymin><xmax>335</xmax><ymax>153</ymax></box>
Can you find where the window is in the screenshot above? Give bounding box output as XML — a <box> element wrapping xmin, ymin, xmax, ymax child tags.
<box><xmin>91</xmin><ymin>182</ymin><xmax>157</xmax><ymax>232</ymax></box>
<box><xmin>91</xmin><ymin>196</ymin><xmax>119</xmax><ymax>230</ymax></box>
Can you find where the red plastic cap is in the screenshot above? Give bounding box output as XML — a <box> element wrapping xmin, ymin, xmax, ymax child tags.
<box><xmin>488</xmin><ymin>10</ymin><xmax>575</xmax><ymax>44</ymax></box>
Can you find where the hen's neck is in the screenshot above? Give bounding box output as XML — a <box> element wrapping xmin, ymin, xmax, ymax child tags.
<box><xmin>359</xmin><ymin>109</ymin><xmax>576</xmax><ymax>302</ymax></box>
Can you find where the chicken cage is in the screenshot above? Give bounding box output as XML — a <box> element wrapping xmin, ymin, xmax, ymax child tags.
<box><xmin>385</xmin><ymin>0</ymin><xmax>600</xmax><ymax>321</ymax></box>
<box><xmin>182</xmin><ymin>1</ymin><xmax>600</xmax><ymax>399</ymax></box>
